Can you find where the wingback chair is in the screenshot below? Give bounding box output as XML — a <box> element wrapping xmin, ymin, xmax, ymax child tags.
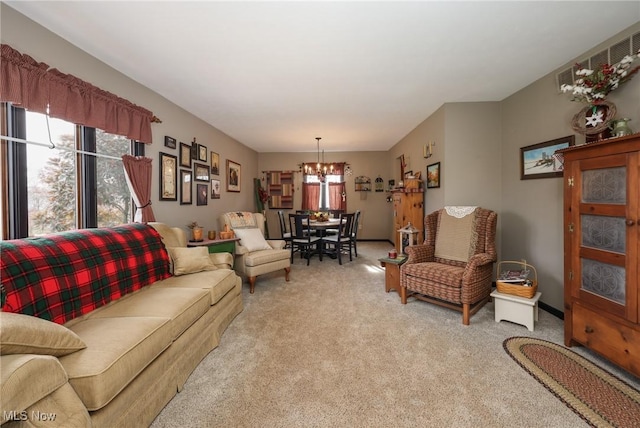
<box><xmin>400</xmin><ymin>207</ymin><xmax>497</xmax><ymax>325</ymax></box>
<box><xmin>219</xmin><ymin>212</ymin><xmax>291</xmax><ymax>294</ymax></box>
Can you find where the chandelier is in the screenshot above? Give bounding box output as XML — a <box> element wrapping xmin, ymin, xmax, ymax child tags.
<box><xmin>303</xmin><ymin>137</ymin><xmax>334</xmax><ymax>181</ymax></box>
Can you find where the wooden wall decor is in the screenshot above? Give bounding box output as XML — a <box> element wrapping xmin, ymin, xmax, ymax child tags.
<box><xmin>267</xmin><ymin>171</ymin><xmax>294</xmax><ymax>209</ymax></box>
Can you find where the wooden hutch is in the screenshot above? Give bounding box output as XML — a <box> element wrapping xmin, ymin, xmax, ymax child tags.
<box><xmin>392</xmin><ymin>178</ymin><xmax>424</xmax><ymax>253</ymax></box>
<box><xmin>560</xmin><ymin>133</ymin><xmax>640</xmax><ymax>378</ymax></box>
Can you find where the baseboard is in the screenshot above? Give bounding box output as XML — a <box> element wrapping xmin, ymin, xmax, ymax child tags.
<box><xmin>539</xmin><ymin>302</ymin><xmax>564</xmax><ymax>320</ymax></box>
<box><xmin>356</xmin><ymin>239</ymin><xmax>394</xmax><ymax>245</ymax></box>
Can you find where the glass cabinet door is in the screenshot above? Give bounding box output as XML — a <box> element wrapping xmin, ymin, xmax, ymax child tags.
<box><xmin>573</xmin><ymin>151</ymin><xmax>638</xmax><ymax>323</ymax></box>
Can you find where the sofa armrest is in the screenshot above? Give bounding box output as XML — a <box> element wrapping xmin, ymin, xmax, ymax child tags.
<box><xmin>209</xmin><ymin>252</ymin><xmax>233</xmax><ymax>269</ymax></box>
<box><xmin>267</xmin><ymin>240</ymin><xmax>286</xmax><ymax>250</ymax></box>
<box><xmin>234</xmin><ymin>244</ymin><xmax>249</xmax><ymax>256</ymax></box>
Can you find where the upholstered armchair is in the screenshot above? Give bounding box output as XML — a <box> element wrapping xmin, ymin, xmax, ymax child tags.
<box><xmin>219</xmin><ymin>212</ymin><xmax>291</xmax><ymax>294</ymax></box>
<box><xmin>400</xmin><ymin>207</ymin><xmax>497</xmax><ymax>325</ymax></box>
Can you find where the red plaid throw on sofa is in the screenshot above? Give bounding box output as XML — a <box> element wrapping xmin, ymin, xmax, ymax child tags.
<box><xmin>0</xmin><ymin>224</ymin><xmax>171</xmax><ymax>324</ymax></box>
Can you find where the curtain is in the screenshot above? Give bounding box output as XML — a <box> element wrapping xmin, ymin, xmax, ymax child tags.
<box><xmin>122</xmin><ymin>155</ymin><xmax>156</xmax><ymax>222</ymax></box>
<box><xmin>329</xmin><ymin>182</ymin><xmax>346</xmax><ymax>212</ymax></box>
<box><xmin>302</xmin><ymin>183</ymin><xmax>320</xmax><ymax>212</ymax></box>
<box><xmin>1</xmin><ymin>44</ymin><xmax>157</xmax><ymax>143</ymax></box>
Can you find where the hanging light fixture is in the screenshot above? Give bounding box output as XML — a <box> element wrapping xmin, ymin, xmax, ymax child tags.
<box><xmin>303</xmin><ymin>137</ymin><xmax>334</xmax><ymax>181</ymax></box>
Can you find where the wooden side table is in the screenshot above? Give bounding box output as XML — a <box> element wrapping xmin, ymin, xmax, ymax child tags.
<box><xmin>490</xmin><ymin>290</ymin><xmax>541</xmax><ymax>332</ymax></box>
<box><xmin>379</xmin><ymin>255</ymin><xmax>407</xmax><ymax>297</ymax></box>
<box><xmin>187</xmin><ymin>238</ymin><xmax>240</xmax><ymax>267</ymax></box>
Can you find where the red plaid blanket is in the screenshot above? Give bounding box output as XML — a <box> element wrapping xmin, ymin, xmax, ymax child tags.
<box><xmin>1</xmin><ymin>224</ymin><xmax>171</xmax><ymax>324</ymax></box>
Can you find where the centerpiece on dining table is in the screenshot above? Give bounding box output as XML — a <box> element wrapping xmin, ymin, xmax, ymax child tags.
<box><xmin>310</xmin><ymin>212</ymin><xmax>330</xmax><ymax>222</ymax></box>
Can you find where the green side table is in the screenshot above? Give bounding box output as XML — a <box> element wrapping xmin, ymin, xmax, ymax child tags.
<box><xmin>187</xmin><ymin>237</ymin><xmax>240</xmax><ymax>267</ymax></box>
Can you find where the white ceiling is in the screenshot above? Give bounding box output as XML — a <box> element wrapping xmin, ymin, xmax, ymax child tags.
<box><xmin>5</xmin><ymin>1</ymin><xmax>640</xmax><ymax>153</ymax></box>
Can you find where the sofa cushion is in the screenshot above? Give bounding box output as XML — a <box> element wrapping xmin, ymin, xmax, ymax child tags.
<box><xmin>87</xmin><ymin>287</ymin><xmax>210</xmax><ymax>340</ymax></box>
<box><xmin>0</xmin><ymin>312</ymin><xmax>86</xmax><ymax>357</ymax></box>
<box><xmin>60</xmin><ymin>316</ymin><xmax>172</xmax><ymax>411</ymax></box>
<box><xmin>1</xmin><ymin>354</ymin><xmax>68</xmax><ymax>423</ymax></box>
<box><xmin>0</xmin><ymin>224</ymin><xmax>171</xmax><ymax>324</ymax></box>
<box><xmin>233</xmin><ymin>227</ymin><xmax>272</xmax><ymax>252</ymax></box>
<box><xmin>153</xmin><ymin>269</ymin><xmax>238</xmax><ymax>305</ymax></box>
<box><xmin>167</xmin><ymin>246</ymin><xmax>218</xmax><ymax>275</ymax></box>
<box><xmin>244</xmin><ymin>248</ymin><xmax>290</xmax><ymax>267</ymax></box>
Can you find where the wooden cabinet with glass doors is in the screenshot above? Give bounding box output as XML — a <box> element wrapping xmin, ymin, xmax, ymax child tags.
<box><xmin>560</xmin><ymin>134</ymin><xmax>640</xmax><ymax>378</ymax></box>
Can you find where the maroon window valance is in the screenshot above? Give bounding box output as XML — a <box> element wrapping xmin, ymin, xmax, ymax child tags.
<box><xmin>0</xmin><ymin>44</ymin><xmax>158</xmax><ymax>144</ymax></box>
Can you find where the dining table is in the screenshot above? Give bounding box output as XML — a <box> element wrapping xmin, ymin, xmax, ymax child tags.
<box><xmin>306</xmin><ymin>218</ymin><xmax>346</xmax><ymax>259</ymax></box>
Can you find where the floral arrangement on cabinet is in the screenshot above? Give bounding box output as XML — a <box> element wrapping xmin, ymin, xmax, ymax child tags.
<box><xmin>560</xmin><ymin>49</ymin><xmax>639</xmax><ymax>138</ymax></box>
<box><xmin>561</xmin><ymin>49</ymin><xmax>640</xmax><ymax>104</ymax></box>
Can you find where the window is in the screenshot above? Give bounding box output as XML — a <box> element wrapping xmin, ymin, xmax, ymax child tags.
<box><xmin>1</xmin><ymin>105</ymin><xmax>143</xmax><ymax>239</ymax></box>
<box><xmin>25</xmin><ymin>112</ymin><xmax>77</xmax><ymax>235</ymax></box>
<box><xmin>304</xmin><ymin>174</ymin><xmax>342</xmax><ymax>211</ymax></box>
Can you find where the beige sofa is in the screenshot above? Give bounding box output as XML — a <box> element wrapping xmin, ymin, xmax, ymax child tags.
<box><xmin>0</xmin><ymin>223</ymin><xmax>242</xmax><ymax>427</ymax></box>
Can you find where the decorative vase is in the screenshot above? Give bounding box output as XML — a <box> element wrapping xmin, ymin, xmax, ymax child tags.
<box><xmin>191</xmin><ymin>226</ymin><xmax>203</xmax><ymax>242</ymax></box>
<box><xmin>609</xmin><ymin>118</ymin><xmax>633</xmax><ymax>138</ymax></box>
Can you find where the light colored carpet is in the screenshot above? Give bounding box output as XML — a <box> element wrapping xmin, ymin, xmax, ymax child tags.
<box><xmin>151</xmin><ymin>242</ymin><xmax>640</xmax><ymax>427</ymax></box>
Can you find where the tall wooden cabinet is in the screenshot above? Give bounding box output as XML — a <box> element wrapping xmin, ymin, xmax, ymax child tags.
<box><xmin>561</xmin><ymin>134</ymin><xmax>640</xmax><ymax>378</ymax></box>
<box><xmin>392</xmin><ymin>179</ymin><xmax>424</xmax><ymax>253</ymax></box>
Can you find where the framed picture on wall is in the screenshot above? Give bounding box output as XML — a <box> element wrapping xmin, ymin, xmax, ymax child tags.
<box><xmin>520</xmin><ymin>135</ymin><xmax>575</xmax><ymax>180</ymax></box>
<box><xmin>179</xmin><ymin>142</ymin><xmax>192</xmax><ymax>168</ymax></box>
<box><xmin>180</xmin><ymin>169</ymin><xmax>192</xmax><ymax>205</ymax></box>
<box><xmin>164</xmin><ymin>135</ymin><xmax>176</xmax><ymax>149</ymax></box>
<box><xmin>211</xmin><ymin>179</ymin><xmax>221</xmax><ymax>199</ymax></box>
<box><xmin>227</xmin><ymin>160</ymin><xmax>241</xmax><ymax>192</ymax></box>
<box><xmin>198</xmin><ymin>144</ymin><xmax>208</xmax><ymax>162</ymax></box>
<box><xmin>194</xmin><ymin>163</ymin><xmax>210</xmax><ymax>182</ymax></box>
<box><xmin>210</xmin><ymin>152</ymin><xmax>220</xmax><ymax>175</ymax></box>
<box><xmin>426</xmin><ymin>162</ymin><xmax>440</xmax><ymax>189</ymax></box>
<box><xmin>196</xmin><ymin>184</ymin><xmax>208</xmax><ymax>206</ymax></box>
<box><xmin>159</xmin><ymin>152</ymin><xmax>177</xmax><ymax>201</ymax></box>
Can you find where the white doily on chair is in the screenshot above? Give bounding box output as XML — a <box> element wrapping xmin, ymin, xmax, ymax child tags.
<box><xmin>444</xmin><ymin>206</ymin><xmax>478</xmax><ymax>218</ymax></box>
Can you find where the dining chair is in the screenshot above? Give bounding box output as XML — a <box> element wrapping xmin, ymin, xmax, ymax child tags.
<box><xmin>351</xmin><ymin>210</ymin><xmax>361</xmax><ymax>257</ymax></box>
<box><xmin>288</xmin><ymin>213</ymin><xmax>322</xmax><ymax>265</ymax></box>
<box><xmin>323</xmin><ymin>213</ymin><xmax>354</xmax><ymax>265</ymax></box>
<box><xmin>277</xmin><ymin>210</ymin><xmax>292</xmax><ymax>248</ymax></box>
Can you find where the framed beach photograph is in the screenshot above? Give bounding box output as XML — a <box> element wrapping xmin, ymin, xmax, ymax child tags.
<box><xmin>227</xmin><ymin>159</ymin><xmax>241</xmax><ymax>192</ymax></box>
<box><xmin>211</xmin><ymin>178</ymin><xmax>221</xmax><ymax>199</ymax></box>
<box><xmin>179</xmin><ymin>142</ymin><xmax>192</xmax><ymax>168</ymax></box>
<box><xmin>210</xmin><ymin>152</ymin><xmax>220</xmax><ymax>175</ymax></box>
<box><xmin>198</xmin><ymin>144</ymin><xmax>207</xmax><ymax>162</ymax></box>
<box><xmin>196</xmin><ymin>183</ymin><xmax>208</xmax><ymax>206</ymax></box>
<box><xmin>520</xmin><ymin>135</ymin><xmax>575</xmax><ymax>180</ymax></box>
<box><xmin>180</xmin><ymin>170</ymin><xmax>192</xmax><ymax>205</ymax></box>
<box><xmin>426</xmin><ymin>162</ymin><xmax>440</xmax><ymax>189</ymax></box>
<box><xmin>164</xmin><ymin>135</ymin><xmax>177</xmax><ymax>149</ymax></box>
<box><xmin>159</xmin><ymin>152</ymin><xmax>177</xmax><ymax>201</ymax></box>
<box><xmin>194</xmin><ymin>163</ymin><xmax>210</xmax><ymax>182</ymax></box>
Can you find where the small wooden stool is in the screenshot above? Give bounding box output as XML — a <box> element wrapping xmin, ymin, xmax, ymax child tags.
<box><xmin>490</xmin><ymin>290</ymin><xmax>541</xmax><ymax>332</ymax></box>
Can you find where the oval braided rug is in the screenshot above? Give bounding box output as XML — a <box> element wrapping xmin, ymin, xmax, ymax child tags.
<box><xmin>503</xmin><ymin>337</ymin><xmax>640</xmax><ymax>428</ymax></box>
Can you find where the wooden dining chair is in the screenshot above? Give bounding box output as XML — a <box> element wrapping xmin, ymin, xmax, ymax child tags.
<box><xmin>351</xmin><ymin>210</ymin><xmax>361</xmax><ymax>257</ymax></box>
<box><xmin>288</xmin><ymin>214</ymin><xmax>322</xmax><ymax>265</ymax></box>
<box><xmin>277</xmin><ymin>210</ymin><xmax>292</xmax><ymax>248</ymax></box>
<box><xmin>323</xmin><ymin>213</ymin><xmax>354</xmax><ymax>265</ymax></box>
